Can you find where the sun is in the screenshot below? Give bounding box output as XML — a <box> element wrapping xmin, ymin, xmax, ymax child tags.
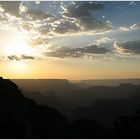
<box><xmin>3</xmin><ymin>33</ymin><xmax>36</xmax><ymax>76</ymax></box>
<box><xmin>5</xmin><ymin>34</ymin><xmax>35</xmax><ymax>57</ymax></box>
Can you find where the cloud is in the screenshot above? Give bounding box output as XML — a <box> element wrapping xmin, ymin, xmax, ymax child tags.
<box><xmin>129</xmin><ymin>1</ymin><xmax>136</xmax><ymax>6</ymax></box>
<box><xmin>0</xmin><ymin>1</ymin><xmax>21</xmax><ymax>17</ymax></box>
<box><xmin>114</xmin><ymin>39</ymin><xmax>140</xmax><ymax>55</ymax></box>
<box><xmin>7</xmin><ymin>55</ymin><xmax>35</xmax><ymax>61</ymax></box>
<box><xmin>27</xmin><ymin>9</ymin><xmax>55</xmax><ymax>20</ymax></box>
<box><xmin>130</xmin><ymin>24</ymin><xmax>140</xmax><ymax>30</ymax></box>
<box><xmin>63</xmin><ymin>2</ymin><xmax>104</xmax><ymax>18</ymax></box>
<box><xmin>119</xmin><ymin>23</ymin><xmax>140</xmax><ymax>32</ymax></box>
<box><xmin>80</xmin><ymin>2</ymin><xmax>104</xmax><ymax>11</ymax></box>
<box><xmin>53</xmin><ymin>20</ymin><xmax>80</xmax><ymax>34</ymax></box>
<box><xmin>75</xmin><ymin>44</ymin><xmax>111</xmax><ymax>54</ymax></box>
<box><xmin>0</xmin><ymin>1</ymin><xmax>113</xmax><ymax>60</ymax></box>
<box><xmin>119</xmin><ymin>27</ymin><xmax>130</xmax><ymax>32</ymax></box>
<box><xmin>62</xmin><ymin>2</ymin><xmax>111</xmax><ymax>32</ymax></box>
<box><xmin>78</xmin><ymin>17</ymin><xmax>111</xmax><ymax>31</ymax></box>
<box><xmin>0</xmin><ymin>1</ymin><xmax>54</xmax><ymax>20</ymax></box>
<box><xmin>51</xmin><ymin>2</ymin><xmax>110</xmax><ymax>35</ymax></box>
<box><xmin>44</xmin><ymin>44</ymin><xmax>111</xmax><ymax>58</ymax></box>
<box><xmin>97</xmin><ymin>37</ymin><xmax>113</xmax><ymax>45</ymax></box>
<box><xmin>0</xmin><ymin>1</ymin><xmax>112</xmax><ymax>51</ymax></box>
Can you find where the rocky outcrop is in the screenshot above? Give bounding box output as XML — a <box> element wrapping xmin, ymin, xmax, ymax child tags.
<box><xmin>0</xmin><ymin>77</ymin><xmax>69</xmax><ymax>138</ymax></box>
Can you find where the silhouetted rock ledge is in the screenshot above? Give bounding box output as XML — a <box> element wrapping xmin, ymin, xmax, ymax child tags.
<box><xmin>0</xmin><ymin>77</ymin><xmax>69</xmax><ymax>138</ymax></box>
<box><xmin>0</xmin><ymin>77</ymin><xmax>20</xmax><ymax>96</ymax></box>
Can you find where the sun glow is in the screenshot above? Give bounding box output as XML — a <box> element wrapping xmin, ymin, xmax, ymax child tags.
<box><xmin>3</xmin><ymin>33</ymin><xmax>37</xmax><ymax>75</ymax></box>
<box><xmin>7</xmin><ymin>61</ymin><xmax>29</xmax><ymax>74</ymax></box>
<box><xmin>5</xmin><ymin>34</ymin><xmax>35</xmax><ymax>57</ymax></box>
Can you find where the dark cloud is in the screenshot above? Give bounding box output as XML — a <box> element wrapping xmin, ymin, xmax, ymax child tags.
<box><xmin>44</xmin><ymin>44</ymin><xmax>111</xmax><ymax>58</ymax></box>
<box><xmin>21</xmin><ymin>55</ymin><xmax>35</xmax><ymax>60</ymax></box>
<box><xmin>0</xmin><ymin>1</ymin><xmax>55</xmax><ymax>21</ymax></box>
<box><xmin>54</xmin><ymin>20</ymin><xmax>80</xmax><ymax>34</ymax></box>
<box><xmin>0</xmin><ymin>1</ymin><xmax>21</xmax><ymax>17</ymax></box>
<box><xmin>81</xmin><ymin>2</ymin><xmax>104</xmax><ymax>11</ymax></box>
<box><xmin>79</xmin><ymin>17</ymin><xmax>110</xmax><ymax>31</ymax></box>
<box><xmin>27</xmin><ymin>9</ymin><xmax>55</xmax><ymax>20</ymax></box>
<box><xmin>61</xmin><ymin>2</ymin><xmax>111</xmax><ymax>32</ymax></box>
<box><xmin>64</xmin><ymin>2</ymin><xmax>104</xmax><ymax>18</ymax></box>
<box><xmin>7</xmin><ymin>55</ymin><xmax>35</xmax><ymax>61</ymax></box>
<box><xmin>75</xmin><ymin>44</ymin><xmax>111</xmax><ymax>54</ymax></box>
<box><xmin>115</xmin><ymin>40</ymin><xmax>140</xmax><ymax>55</ymax></box>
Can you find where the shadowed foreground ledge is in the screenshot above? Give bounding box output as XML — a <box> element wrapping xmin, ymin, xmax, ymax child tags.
<box><xmin>0</xmin><ymin>77</ymin><xmax>69</xmax><ymax>138</ymax></box>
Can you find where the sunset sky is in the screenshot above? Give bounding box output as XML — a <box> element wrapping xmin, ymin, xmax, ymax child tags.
<box><xmin>0</xmin><ymin>1</ymin><xmax>140</xmax><ymax>80</ymax></box>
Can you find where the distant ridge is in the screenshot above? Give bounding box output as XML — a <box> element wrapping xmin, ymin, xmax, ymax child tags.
<box><xmin>73</xmin><ymin>79</ymin><xmax>140</xmax><ymax>87</ymax></box>
<box><xmin>12</xmin><ymin>79</ymin><xmax>79</xmax><ymax>95</ymax></box>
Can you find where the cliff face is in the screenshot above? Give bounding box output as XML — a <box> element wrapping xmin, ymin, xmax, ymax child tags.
<box><xmin>0</xmin><ymin>77</ymin><xmax>69</xmax><ymax>138</ymax></box>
